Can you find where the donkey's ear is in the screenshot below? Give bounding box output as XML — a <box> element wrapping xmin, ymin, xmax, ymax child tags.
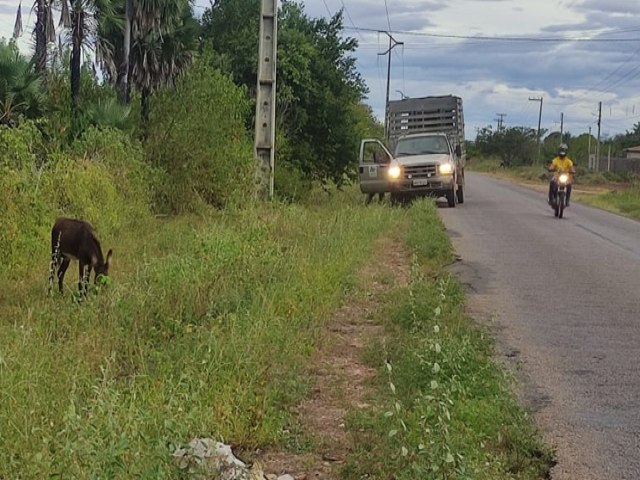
<box><xmin>106</xmin><ymin>249</ymin><xmax>113</xmax><ymax>265</ymax></box>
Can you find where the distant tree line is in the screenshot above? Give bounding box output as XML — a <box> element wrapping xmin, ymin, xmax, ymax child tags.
<box><xmin>469</xmin><ymin>122</ymin><xmax>640</xmax><ymax>167</ymax></box>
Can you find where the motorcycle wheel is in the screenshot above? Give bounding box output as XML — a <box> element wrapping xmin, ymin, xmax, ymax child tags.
<box><xmin>558</xmin><ymin>192</ymin><xmax>565</xmax><ymax>219</ymax></box>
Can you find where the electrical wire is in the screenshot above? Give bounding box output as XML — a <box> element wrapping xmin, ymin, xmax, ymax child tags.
<box><xmin>344</xmin><ymin>26</ymin><xmax>640</xmax><ymax>43</ymax></box>
<box><xmin>383</xmin><ymin>0</ymin><xmax>391</xmax><ymax>32</ymax></box>
<box><xmin>339</xmin><ymin>0</ymin><xmax>366</xmax><ymax>43</ymax></box>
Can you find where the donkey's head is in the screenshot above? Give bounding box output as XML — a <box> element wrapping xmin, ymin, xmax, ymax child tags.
<box><xmin>94</xmin><ymin>249</ymin><xmax>113</xmax><ymax>283</ymax></box>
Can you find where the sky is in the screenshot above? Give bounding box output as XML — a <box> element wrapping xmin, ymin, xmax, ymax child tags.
<box><xmin>2</xmin><ymin>0</ymin><xmax>640</xmax><ymax>141</ymax></box>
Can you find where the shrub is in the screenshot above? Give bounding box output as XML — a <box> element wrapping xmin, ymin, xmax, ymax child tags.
<box><xmin>146</xmin><ymin>58</ymin><xmax>255</xmax><ymax>212</ymax></box>
<box><xmin>0</xmin><ymin>122</ymin><xmax>153</xmax><ymax>277</ymax></box>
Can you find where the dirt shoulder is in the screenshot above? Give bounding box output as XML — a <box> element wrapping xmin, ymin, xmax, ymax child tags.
<box><xmin>254</xmin><ymin>234</ymin><xmax>411</xmax><ymax>479</ymax></box>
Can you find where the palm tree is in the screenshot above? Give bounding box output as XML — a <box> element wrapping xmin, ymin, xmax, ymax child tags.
<box><xmin>130</xmin><ymin>3</ymin><xmax>198</xmax><ymax>130</ymax></box>
<box><xmin>62</xmin><ymin>0</ymin><xmax>116</xmax><ymax>122</ymax></box>
<box><xmin>0</xmin><ymin>41</ymin><xmax>47</xmax><ymax>126</ymax></box>
<box><xmin>83</xmin><ymin>96</ymin><xmax>131</xmax><ymax>130</ymax></box>
<box><xmin>119</xmin><ymin>0</ymin><xmax>132</xmax><ymax>103</ymax></box>
<box><xmin>23</xmin><ymin>0</ymin><xmax>70</xmax><ymax>74</ymax></box>
<box><xmin>98</xmin><ymin>0</ymin><xmax>197</xmax><ymax>133</ymax></box>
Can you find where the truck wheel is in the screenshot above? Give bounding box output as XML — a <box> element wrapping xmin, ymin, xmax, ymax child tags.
<box><xmin>446</xmin><ymin>188</ymin><xmax>456</xmax><ymax>208</ymax></box>
<box><xmin>456</xmin><ymin>185</ymin><xmax>464</xmax><ymax>204</ymax></box>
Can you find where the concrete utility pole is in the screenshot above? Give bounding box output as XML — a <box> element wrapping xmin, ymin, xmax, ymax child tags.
<box><xmin>254</xmin><ymin>0</ymin><xmax>278</xmax><ymax>200</ymax></box>
<box><xmin>588</xmin><ymin>126</ymin><xmax>592</xmax><ymax>169</ymax></box>
<box><xmin>529</xmin><ymin>96</ymin><xmax>544</xmax><ymax>164</ymax></box>
<box><xmin>495</xmin><ymin>113</ymin><xmax>507</xmax><ymax>131</ymax></box>
<box><xmin>378</xmin><ymin>31</ymin><xmax>403</xmax><ymax>141</ymax></box>
<box><xmin>596</xmin><ymin>101</ymin><xmax>602</xmax><ymax>172</ymax></box>
<box><xmin>559</xmin><ymin>112</ymin><xmax>564</xmax><ymax>144</ymax></box>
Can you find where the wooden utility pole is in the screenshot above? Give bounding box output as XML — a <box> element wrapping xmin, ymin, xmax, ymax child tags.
<box><xmin>378</xmin><ymin>32</ymin><xmax>403</xmax><ymax>142</ymax></box>
<box><xmin>529</xmin><ymin>96</ymin><xmax>543</xmax><ymax>164</ymax></box>
<box><xmin>254</xmin><ymin>0</ymin><xmax>278</xmax><ymax>200</ymax></box>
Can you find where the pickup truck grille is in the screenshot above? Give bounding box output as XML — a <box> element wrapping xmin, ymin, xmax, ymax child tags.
<box><xmin>404</xmin><ymin>165</ymin><xmax>437</xmax><ymax>179</ymax></box>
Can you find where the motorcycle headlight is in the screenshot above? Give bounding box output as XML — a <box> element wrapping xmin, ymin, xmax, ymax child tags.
<box><xmin>439</xmin><ymin>163</ymin><xmax>454</xmax><ymax>175</ymax></box>
<box><xmin>388</xmin><ymin>164</ymin><xmax>402</xmax><ymax>179</ymax></box>
<box><xmin>558</xmin><ymin>174</ymin><xmax>569</xmax><ymax>184</ymax></box>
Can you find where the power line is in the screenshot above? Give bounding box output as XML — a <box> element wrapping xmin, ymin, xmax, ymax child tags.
<box><xmin>344</xmin><ymin>26</ymin><xmax>640</xmax><ymax>43</ymax></box>
<box><xmin>383</xmin><ymin>0</ymin><xmax>391</xmax><ymax>32</ymax></box>
<box><xmin>558</xmin><ymin>45</ymin><xmax>640</xmax><ymax>108</ymax></box>
<box><xmin>321</xmin><ymin>0</ymin><xmax>332</xmax><ymax>17</ymax></box>
<box><xmin>339</xmin><ymin>0</ymin><xmax>365</xmax><ymax>43</ymax></box>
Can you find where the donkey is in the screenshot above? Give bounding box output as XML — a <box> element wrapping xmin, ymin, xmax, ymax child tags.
<box><xmin>49</xmin><ymin>218</ymin><xmax>113</xmax><ymax>295</ymax></box>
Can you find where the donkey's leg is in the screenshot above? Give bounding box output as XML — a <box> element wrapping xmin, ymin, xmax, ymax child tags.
<box><xmin>58</xmin><ymin>257</ymin><xmax>70</xmax><ymax>294</ymax></box>
<box><xmin>79</xmin><ymin>262</ymin><xmax>87</xmax><ymax>295</ymax></box>
<box><xmin>48</xmin><ymin>253</ymin><xmax>60</xmax><ymax>295</ymax></box>
<box><xmin>49</xmin><ymin>232</ymin><xmax>62</xmax><ymax>295</ymax></box>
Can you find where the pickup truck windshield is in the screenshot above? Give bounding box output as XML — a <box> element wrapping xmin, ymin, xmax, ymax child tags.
<box><xmin>395</xmin><ymin>136</ymin><xmax>449</xmax><ymax>157</ymax></box>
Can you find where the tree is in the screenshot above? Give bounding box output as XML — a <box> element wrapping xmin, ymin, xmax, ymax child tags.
<box><xmin>0</xmin><ymin>40</ymin><xmax>47</xmax><ymax>126</ymax></box>
<box><xmin>200</xmin><ymin>0</ymin><xmax>260</xmax><ymax>89</ymax></box>
<box><xmin>201</xmin><ymin>0</ymin><xmax>368</xmax><ymax>185</ymax></box>
<box><xmin>61</xmin><ymin>0</ymin><xmax>116</xmax><ymax>123</ymax></box>
<box><xmin>131</xmin><ymin>2</ymin><xmax>198</xmax><ymax>131</ymax></box>
<box><xmin>100</xmin><ymin>0</ymin><xmax>198</xmax><ymax>131</ymax></box>
<box><xmin>611</xmin><ymin>121</ymin><xmax>640</xmax><ymax>154</ymax></box>
<box><xmin>475</xmin><ymin>125</ymin><xmax>540</xmax><ymax>166</ymax></box>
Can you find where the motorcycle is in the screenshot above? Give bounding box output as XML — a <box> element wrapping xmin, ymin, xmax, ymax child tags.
<box><xmin>549</xmin><ymin>171</ymin><xmax>570</xmax><ymax>219</ymax></box>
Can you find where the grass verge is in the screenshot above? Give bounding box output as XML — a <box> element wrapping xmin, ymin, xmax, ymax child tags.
<box><xmin>342</xmin><ymin>200</ymin><xmax>555</xmax><ymax>480</ymax></box>
<box><xmin>0</xmin><ymin>190</ymin><xmax>405</xmax><ymax>478</ymax></box>
<box><xmin>575</xmin><ymin>187</ymin><xmax>640</xmax><ymax>219</ymax></box>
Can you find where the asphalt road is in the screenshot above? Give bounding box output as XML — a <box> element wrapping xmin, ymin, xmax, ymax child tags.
<box><xmin>439</xmin><ymin>173</ymin><xmax>640</xmax><ymax>480</ymax></box>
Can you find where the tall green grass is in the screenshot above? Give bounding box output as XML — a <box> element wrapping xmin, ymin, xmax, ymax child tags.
<box><xmin>342</xmin><ymin>200</ymin><xmax>554</xmax><ymax>480</ymax></box>
<box><xmin>578</xmin><ymin>187</ymin><xmax>640</xmax><ymax>219</ymax></box>
<box><xmin>0</xmin><ymin>191</ymin><xmax>405</xmax><ymax>478</ymax></box>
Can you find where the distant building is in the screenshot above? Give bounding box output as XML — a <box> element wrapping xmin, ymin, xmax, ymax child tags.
<box><xmin>624</xmin><ymin>146</ymin><xmax>640</xmax><ymax>160</ymax></box>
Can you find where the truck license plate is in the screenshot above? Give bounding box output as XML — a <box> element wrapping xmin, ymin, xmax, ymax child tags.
<box><xmin>412</xmin><ymin>179</ymin><xmax>430</xmax><ymax>186</ymax></box>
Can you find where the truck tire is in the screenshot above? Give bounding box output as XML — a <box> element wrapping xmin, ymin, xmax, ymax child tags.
<box><xmin>446</xmin><ymin>188</ymin><xmax>456</xmax><ymax>208</ymax></box>
<box><xmin>456</xmin><ymin>185</ymin><xmax>464</xmax><ymax>204</ymax></box>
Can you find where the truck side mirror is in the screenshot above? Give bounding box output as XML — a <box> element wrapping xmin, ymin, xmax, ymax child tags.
<box><xmin>455</xmin><ymin>145</ymin><xmax>462</xmax><ymax>157</ymax></box>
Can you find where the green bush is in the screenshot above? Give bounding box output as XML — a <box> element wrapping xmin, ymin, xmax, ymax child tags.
<box><xmin>0</xmin><ymin>122</ymin><xmax>154</xmax><ymax>277</ymax></box>
<box><xmin>146</xmin><ymin>58</ymin><xmax>255</xmax><ymax>212</ymax></box>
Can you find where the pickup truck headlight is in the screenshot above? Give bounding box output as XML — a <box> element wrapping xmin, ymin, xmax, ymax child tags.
<box><xmin>388</xmin><ymin>164</ymin><xmax>402</xmax><ymax>179</ymax></box>
<box><xmin>439</xmin><ymin>163</ymin><xmax>454</xmax><ymax>175</ymax></box>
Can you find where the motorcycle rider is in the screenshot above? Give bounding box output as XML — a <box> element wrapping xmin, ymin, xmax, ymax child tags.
<box><xmin>548</xmin><ymin>143</ymin><xmax>576</xmax><ymax>206</ymax></box>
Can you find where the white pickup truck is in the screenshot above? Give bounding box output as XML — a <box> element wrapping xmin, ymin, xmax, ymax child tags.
<box><xmin>358</xmin><ymin>132</ymin><xmax>464</xmax><ymax>207</ymax></box>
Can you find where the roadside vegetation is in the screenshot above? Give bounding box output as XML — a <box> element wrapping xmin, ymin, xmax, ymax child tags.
<box><xmin>2</xmin><ymin>0</ymin><xmax>552</xmax><ymax>477</ymax></box>
<box><xmin>342</xmin><ymin>201</ymin><xmax>554</xmax><ymax>480</ymax></box>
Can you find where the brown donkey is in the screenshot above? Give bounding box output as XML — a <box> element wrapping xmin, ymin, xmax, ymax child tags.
<box><xmin>49</xmin><ymin>218</ymin><xmax>113</xmax><ymax>295</ymax></box>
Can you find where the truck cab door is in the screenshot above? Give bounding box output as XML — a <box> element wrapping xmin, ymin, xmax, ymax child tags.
<box><xmin>358</xmin><ymin>139</ymin><xmax>393</xmax><ymax>194</ymax></box>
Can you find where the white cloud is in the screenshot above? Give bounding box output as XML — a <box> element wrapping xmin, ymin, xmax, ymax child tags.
<box><xmin>309</xmin><ymin>0</ymin><xmax>640</xmax><ymax>140</ymax></box>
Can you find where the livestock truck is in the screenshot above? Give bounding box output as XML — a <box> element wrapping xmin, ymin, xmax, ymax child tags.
<box><xmin>359</xmin><ymin>95</ymin><xmax>466</xmax><ymax>207</ymax></box>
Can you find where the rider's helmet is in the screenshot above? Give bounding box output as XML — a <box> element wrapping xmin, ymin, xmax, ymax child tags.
<box><xmin>558</xmin><ymin>143</ymin><xmax>568</xmax><ymax>157</ymax></box>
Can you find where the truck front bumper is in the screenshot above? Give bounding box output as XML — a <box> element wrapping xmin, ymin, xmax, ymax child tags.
<box><xmin>388</xmin><ymin>175</ymin><xmax>455</xmax><ymax>195</ymax></box>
